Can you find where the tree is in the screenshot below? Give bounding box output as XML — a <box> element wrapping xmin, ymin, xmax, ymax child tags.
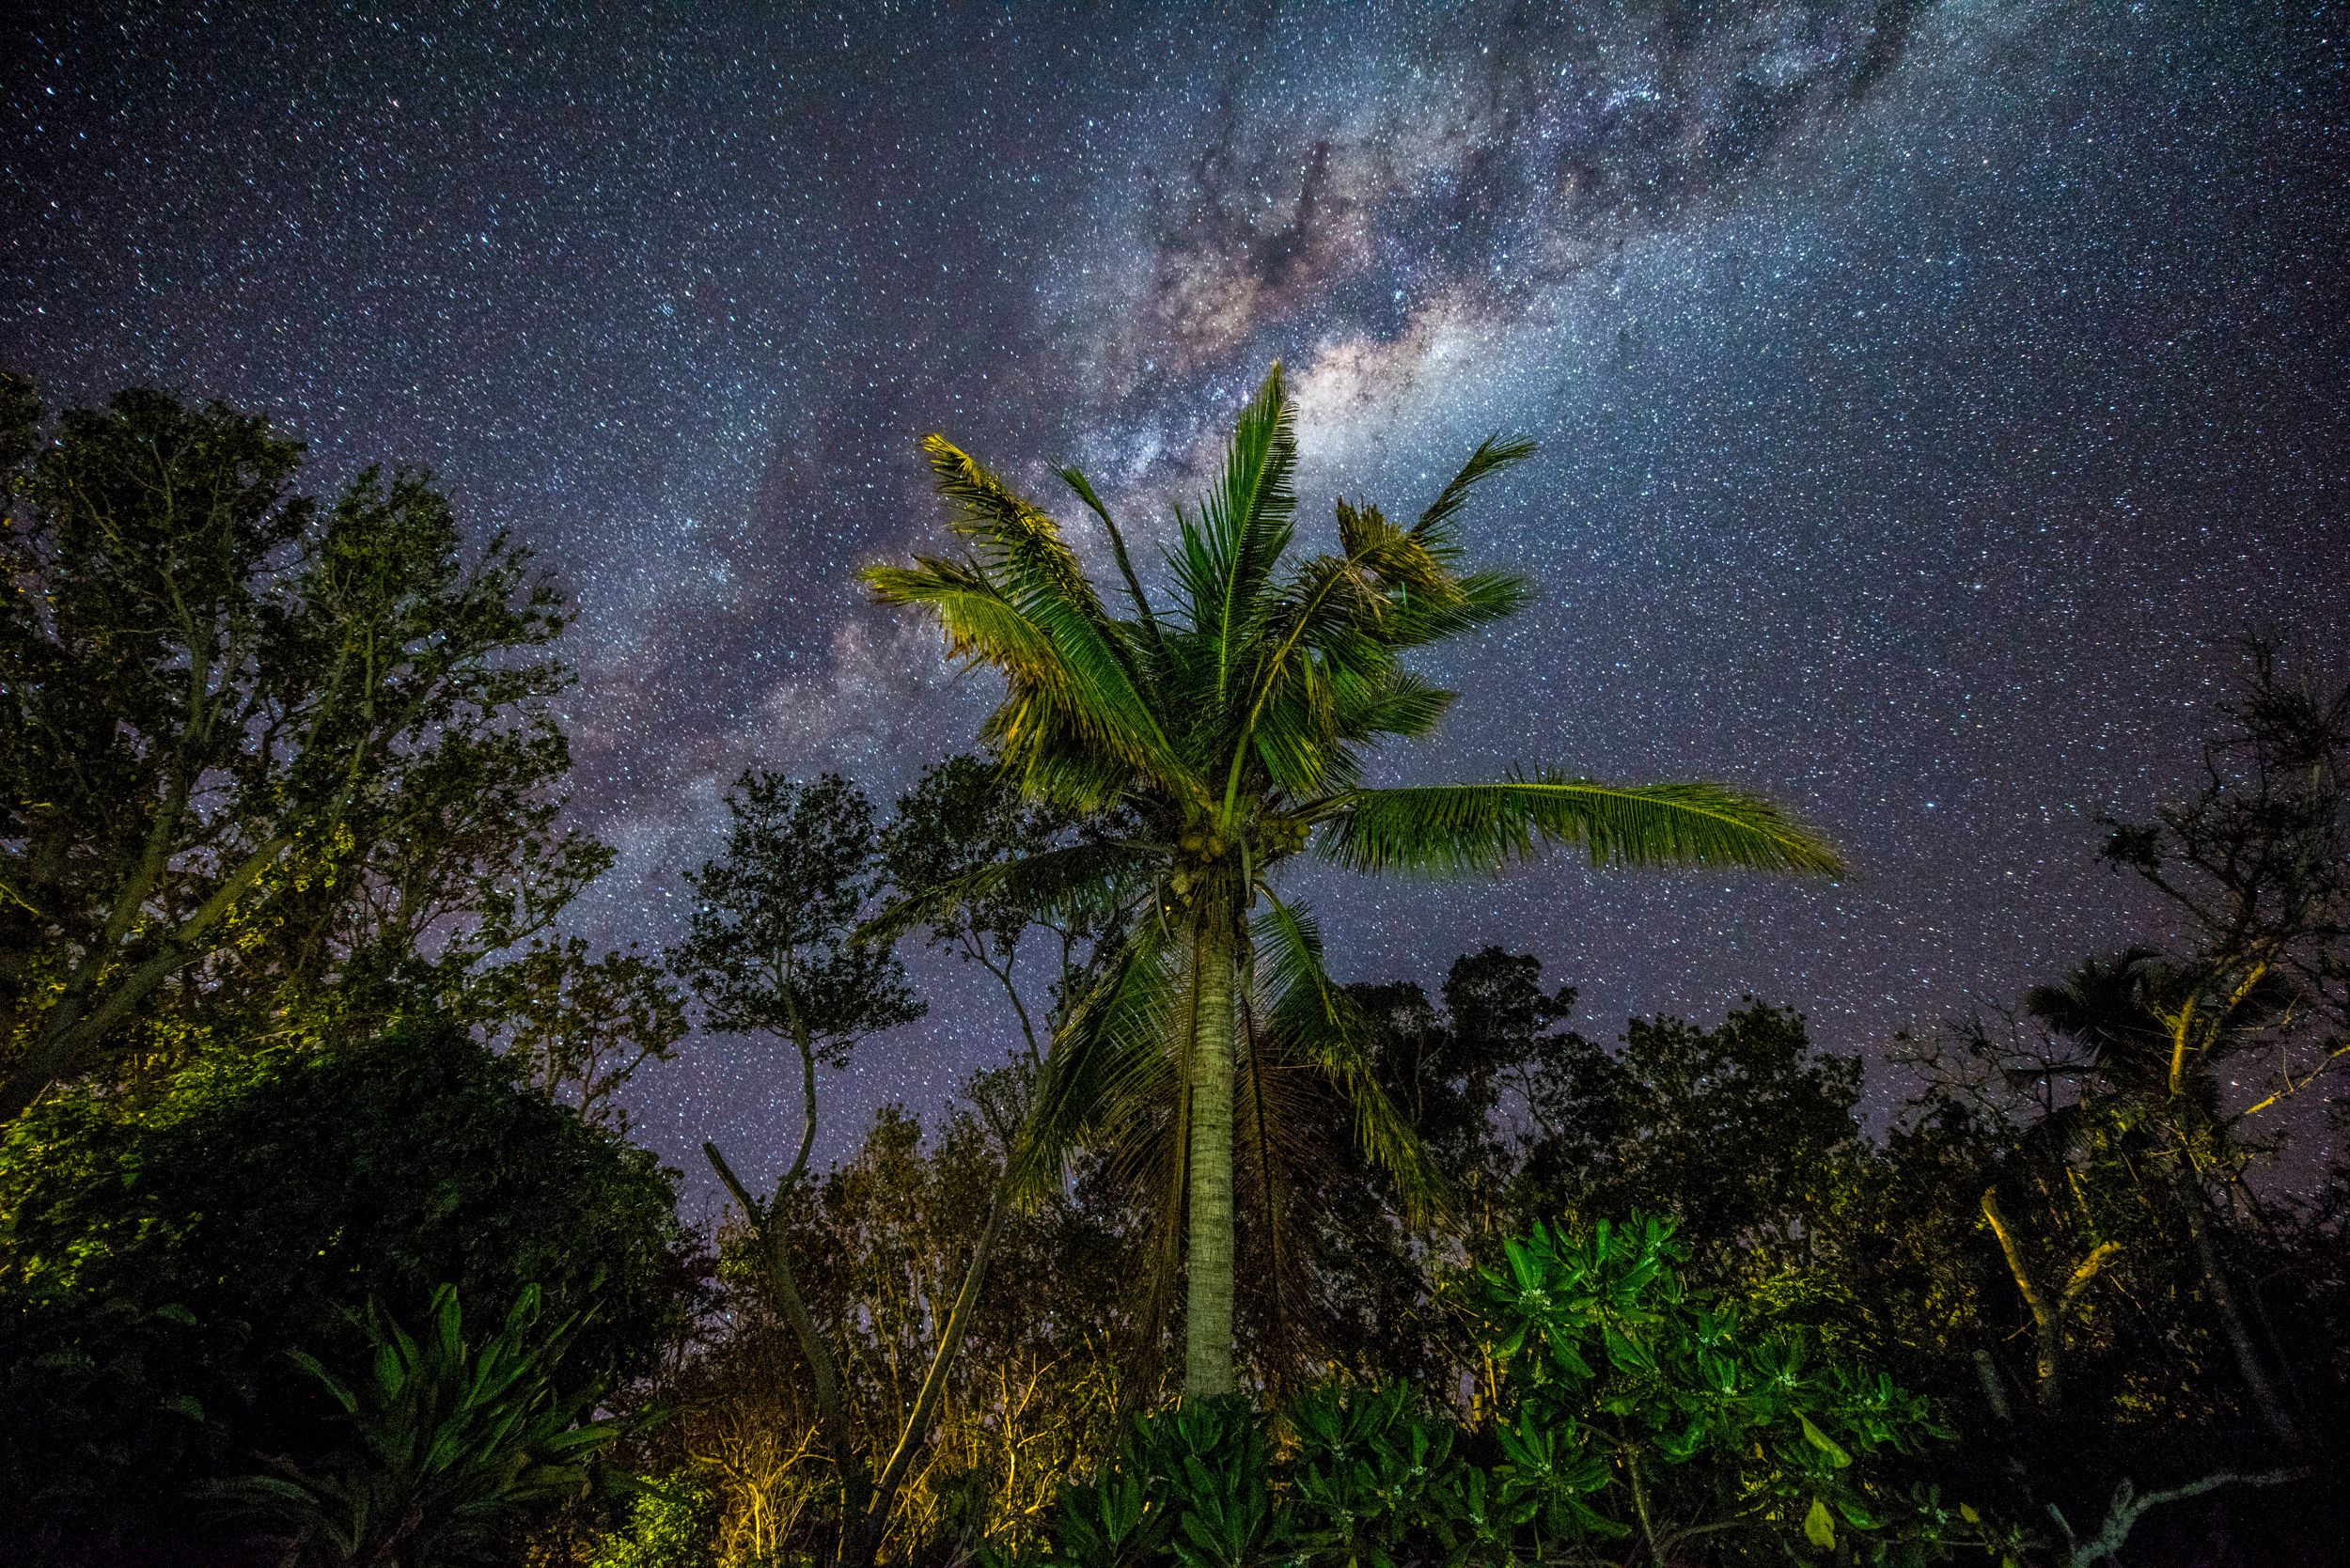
<box><xmin>1516</xmin><ymin>1001</ymin><xmax>1866</xmax><ymax>1275</ymax></box>
<box><xmin>676</xmin><ymin>772</ymin><xmax>920</xmax><ymax>1185</ymax></box>
<box><xmin>2100</xmin><ymin>640</ymin><xmax>2349</xmax><ymax>1091</ymax></box>
<box><xmin>477</xmin><ymin>937</ymin><xmax>687</xmax><ymax>1132</ymax></box>
<box><xmin>864</xmin><ymin>364</ymin><xmax>1841</xmax><ymax>1397</ymax></box>
<box><xmin>0</xmin><ymin>378</ymin><xmax>582</xmax><ymax>1118</ymax></box>
<box><xmin>632</xmin><ymin>1076</ymin><xmax>1143</xmax><ymax>1566</ymax></box>
<box><xmin>645</xmin><ymin>762</ymin><xmax>1136</xmax><ymax>1567</ymax></box>
<box><xmin>0</xmin><ymin>1017</ymin><xmax>693</xmax><ymax>1566</ymax></box>
<box><xmin>878</xmin><ymin>752</ymin><xmax>1128</xmax><ymax>1081</ymax></box>
<box><xmin>677</xmin><ymin>770</ymin><xmax>982</xmax><ymax>1568</ymax></box>
<box><xmin>2019</xmin><ymin>949</ymin><xmax>2299</xmax><ymax>1446</ymax></box>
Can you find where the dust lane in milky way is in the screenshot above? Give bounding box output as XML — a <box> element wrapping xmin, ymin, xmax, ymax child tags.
<box><xmin>4</xmin><ymin>2</ymin><xmax>2343</xmax><ymax>1189</ymax></box>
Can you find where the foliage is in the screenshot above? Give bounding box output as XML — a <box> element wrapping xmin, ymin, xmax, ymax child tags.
<box><xmin>879</xmin><ymin>752</ymin><xmax>1131</xmax><ymax>1070</ymax></box>
<box><xmin>1460</xmin><ymin>1215</ymin><xmax>1992</xmax><ymax>1564</ymax></box>
<box><xmin>2099</xmin><ymin>640</ymin><xmax>2349</xmax><ymax>1064</ymax></box>
<box><xmin>0</xmin><ymin>1017</ymin><xmax>695</xmax><ymax>1566</ymax></box>
<box><xmin>7</xmin><ymin>376</ymin><xmax>2344</xmax><ymax>1568</ymax></box>
<box><xmin>478</xmin><ymin>936</ymin><xmax>688</xmax><ymax>1131</ymax></box>
<box><xmin>217</xmin><ymin>1282</ymin><xmax>636</xmax><ymax>1568</ymax></box>
<box><xmin>1513</xmin><ymin>1002</ymin><xmax>1867</xmax><ymax>1274</ymax></box>
<box><xmin>638</xmin><ymin>1094</ymin><xmax>1134</xmax><ymax>1567</ymax></box>
<box><xmin>998</xmin><ymin>1216</ymin><xmax>2004</xmax><ymax>1568</ymax></box>
<box><xmin>675</xmin><ymin>770</ymin><xmax>919</xmax><ymax>1073</ymax></box>
<box><xmin>588</xmin><ymin>1482</ymin><xmax>724</xmax><ymax>1568</ymax></box>
<box><xmin>0</xmin><ymin>378</ymin><xmax>594</xmax><ymax>1117</ymax></box>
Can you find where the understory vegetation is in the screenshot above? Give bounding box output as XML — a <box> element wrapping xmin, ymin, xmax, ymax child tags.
<box><xmin>3</xmin><ymin>372</ymin><xmax>2345</xmax><ymax>1567</ymax></box>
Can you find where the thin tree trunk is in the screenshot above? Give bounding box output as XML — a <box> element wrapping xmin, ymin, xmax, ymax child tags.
<box><xmin>704</xmin><ymin>1141</ymin><xmax>872</xmax><ymax>1563</ymax></box>
<box><xmin>858</xmin><ymin>1186</ymin><xmax>1010</xmax><ymax>1563</ymax></box>
<box><xmin>2170</xmin><ymin>1163</ymin><xmax>2300</xmax><ymax>1449</ymax></box>
<box><xmin>1981</xmin><ymin>1186</ymin><xmax>2064</xmax><ymax>1410</ymax></box>
<box><xmin>1183</xmin><ymin>900</ymin><xmax>1239</xmax><ymax>1400</ymax></box>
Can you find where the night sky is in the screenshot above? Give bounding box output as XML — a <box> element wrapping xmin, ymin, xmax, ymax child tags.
<box><xmin>5</xmin><ymin>2</ymin><xmax>2344</xmax><ymax>1196</ymax></box>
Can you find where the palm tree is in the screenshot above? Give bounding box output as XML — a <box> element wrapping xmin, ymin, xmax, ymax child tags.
<box><xmin>863</xmin><ymin>366</ymin><xmax>1841</xmax><ymax>1399</ymax></box>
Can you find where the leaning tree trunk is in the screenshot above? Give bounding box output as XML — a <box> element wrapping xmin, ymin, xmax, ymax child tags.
<box><xmin>2169</xmin><ymin>1162</ymin><xmax>2299</xmax><ymax>1450</ymax></box>
<box><xmin>1183</xmin><ymin>893</ymin><xmax>1240</xmax><ymax>1399</ymax></box>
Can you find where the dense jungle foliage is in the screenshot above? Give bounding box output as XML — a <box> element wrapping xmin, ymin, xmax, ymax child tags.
<box><xmin>2</xmin><ymin>375</ymin><xmax>2345</xmax><ymax>1568</ymax></box>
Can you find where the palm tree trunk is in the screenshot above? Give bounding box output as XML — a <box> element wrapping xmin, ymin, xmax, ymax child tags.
<box><xmin>1183</xmin><ymin>900</ymin><xmax>1240</xmax><ymax>1399</ymax></box>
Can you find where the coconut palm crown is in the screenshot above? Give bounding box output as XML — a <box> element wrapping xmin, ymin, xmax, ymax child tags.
<box><xmin>862</xmin><ymin>365</ymin><xmax>1841</xmax><ymax>1399</ymax></box>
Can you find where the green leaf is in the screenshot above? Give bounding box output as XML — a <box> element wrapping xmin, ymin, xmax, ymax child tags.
<box><xmin>1798</xmin><ymin>1412</ymin><xmax>1852</xmax><ymax>1467</ymax></box>
<box><xmin>1805</xmin><ymin>1496</ymin><xmax>1836</xmax><ymax>1549</ymax></box>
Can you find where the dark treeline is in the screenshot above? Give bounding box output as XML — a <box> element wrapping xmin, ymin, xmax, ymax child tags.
<box><xmin>2</xmin><ymin>375</ymin><xmax>2346</xmax><ymax>1568</ymax></box>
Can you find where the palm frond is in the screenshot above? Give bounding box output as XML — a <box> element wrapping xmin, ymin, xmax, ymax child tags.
<box><xmin>1253</xmin><ymin>894</ymin><xmax>1446</xmax><ymax>1222</ymax></box>
<box><xmin>1379</xmin><ymin>568</ymin><xmax>1531</xmax><ymax>650</ymax></box>
<box><xmin>866</xmin><ymin>511</ymin><xmax>1199</xmax><ymax>808</ymax></box>
<box><xmin>1332</xmin><ymin>667</ymin><xmax>1457</xmax><ymax>744</ymax></box>
<box><xmin>1411</xmin><ymin>433</ymin><xmax>1537</xmax><ymax>559</ymax></box>
<box><xmin>1174</xmin><ymin>365</ymin><xmax>1297</xmax><ymax>699</ymax></box>
<box><xmin>923</xmin><ymin>435</ymin><xmax>1110</xmax><ymax>630</ymax></box>
<box><xmin>1317</xmin><ymin>775</ymin><xmax>1844</xmax><ymax>878</ymax></box>
<box><xmin>1058</xmin><ymin>463</ymin><xmax>1164</xmax><ymax>648</ymax></box>
<box><xmin>1008</xmin><ymin>917</ymin><xmax>1177</xmax><ymax>1207</ymax></box>
<box><xmin>862</xmin><ymin>557</ymin><xmax>1063</xmax><ymax>677</ymax></box>
<box><xmin>977</xmin><ymin>692</ymin><xmax>1141</xmax><ymax>812</ymax></box>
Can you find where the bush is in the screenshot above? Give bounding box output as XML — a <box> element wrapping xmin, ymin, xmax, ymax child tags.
<box><xmin>0</xmin><ymin>1018</ymin><xmax>696</xmax><ymax>1566</ymax></box>
<box><xmin>997</xmin><ymin>1216</ymin><xmax>2017</xmax><ymax>1568</ymax></box>
<box><xmin>588</xmin><ymin>1482</ymin><xmax>725</xmax><ymax>1568</ymax></box>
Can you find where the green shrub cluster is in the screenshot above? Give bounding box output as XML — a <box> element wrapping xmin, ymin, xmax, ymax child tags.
<box><xmin>0</xmin><ymin>1019</ymin><xmax>696</xmax><ymax>1564</ymax></box>
<box><xmin>986</xmin><ymin>1216</ymin><xmax>2015</xmax><ymax>1568</ymax></box>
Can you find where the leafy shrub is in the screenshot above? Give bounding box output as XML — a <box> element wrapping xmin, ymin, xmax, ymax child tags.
<box><xmin>217</xmin><ymin>1282</ymin><xmax>637</xmax><ymax>1567</ymax></box>
<box><xmin>993</xmin><ymin>1215</ymin><xmax>2015</xmax><ymax>1568</ymax></box>
<box><xmin>1462</xmin><ymin>1215</ymin><xmax>2000</xmax><ymax>1563</ymax></box>
<box><xmin>0</xmin><ymin>1018</ymin><xmax>696</xmax><ymax>1565</ymax></box>
<box><xmin>588</xmin><ymin>1481</ymin><xmax>725</xmax><ymax>1568</ymax></box>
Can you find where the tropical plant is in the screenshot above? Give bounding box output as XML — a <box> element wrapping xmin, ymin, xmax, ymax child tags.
<box><xmin>217</xmin><ymin>1282</ymin><xmax>635</xmax><ymax>1568</ymax></box>
<box><xmin>1039</xmin><ymin>1396</ymin><xmax>1279</xmax><ymax>1568</ymax></box>
<box><xmin>1462</xmin><ymin>1215</ymin><xmax>1987</xmax><ymax>1565</ymax></box>
<box><xmin>1283</xmin><ymin>1380</ymin><xmax>1460</xmax><ymax>1568</ymax></box>
<box><xmin>863</xmin><ymin>363</ymin><xmax>1842</xmax><ymax>1396</ymax></box>
<box><xmin>992</xmin><ymin>1216</ymin><xmax>2004</xmax><ymax>1568</ymax></box>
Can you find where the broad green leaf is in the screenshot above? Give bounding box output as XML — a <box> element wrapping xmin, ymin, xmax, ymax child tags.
<box><xmin>1798</xmin><ymin>1411</ymin><xmax>1852</xmax><ymax>1467</ymax></box>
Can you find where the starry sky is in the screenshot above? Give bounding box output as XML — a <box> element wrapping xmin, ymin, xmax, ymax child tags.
<box><xmin>4</xmin><ymin>1</ymin><xmax>2344</xmax><ymax>1193</ymax></box>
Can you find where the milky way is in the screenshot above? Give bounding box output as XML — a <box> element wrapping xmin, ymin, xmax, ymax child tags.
<box><xmin>4</xmin><ymin>2</ymin><xmax>2344</xmax><ymax>1196</ymax></box>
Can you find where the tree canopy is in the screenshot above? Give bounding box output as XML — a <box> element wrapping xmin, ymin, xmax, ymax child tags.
<box><xmin>0</xmin><ymin>378</ymin><xmax>597</xmax><ymax>1117</ymax></box>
